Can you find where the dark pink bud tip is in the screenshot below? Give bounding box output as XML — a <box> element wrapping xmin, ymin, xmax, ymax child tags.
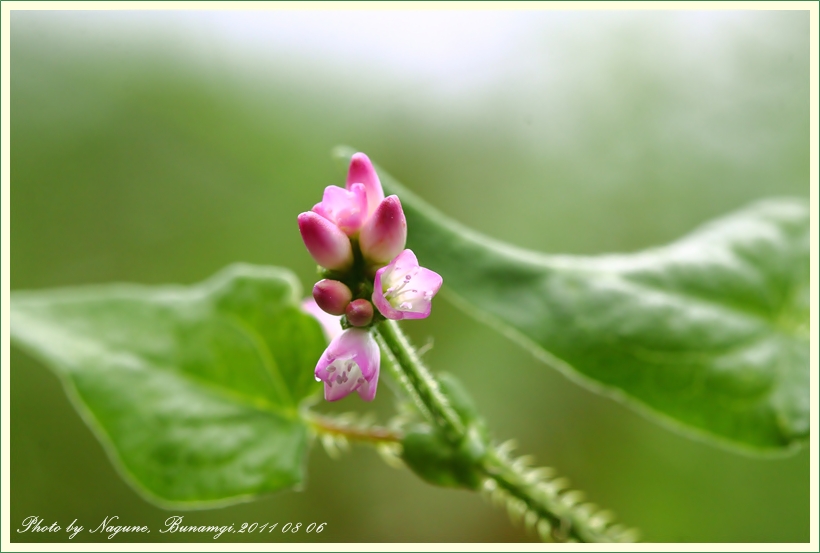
<box><xmin>313</xmin><ymin>279</ymin><xmax>353</xmax><ymax>316</ymax></box>
<box><xmin>359</xmin><ymin>195</ymin><xmax>407</xmax><ymax>265</ymax></box>
<box><xmin>297</xmin><ymin>212</ymin><xmax>354</xmax><ymax>271</ymax></box>
<box><xmin>345</xmin><ymin>299</ymin><xmax>374</xmax><ymax>327</ymax></box>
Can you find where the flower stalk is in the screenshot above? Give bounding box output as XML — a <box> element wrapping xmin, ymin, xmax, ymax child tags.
<box><xmin>298</xmin><ymin>151</ymin><xmax>636</xmax><ymax>543</ymax></box>
<box><xmin>307</xmin><ymin>412</ymin><xmax>403</xmax><ymax>445</ymax></box>
<box><xmin>374</xmin><ymin>319</ymin><xmax>637</xmax><ymax>544</ymax></box>
<box><xmin>299</xmin><ymin>152</ymin><xmax>442</xmax><ymax>403</ymax></box>
<box><xmin>375</xmin><ymin>320</ymin><xmax>464</xmax><ymax>444</ymax></box>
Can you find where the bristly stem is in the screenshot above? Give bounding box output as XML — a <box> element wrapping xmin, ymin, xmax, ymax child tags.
<box><xmin>373</xmin><ymin>318</ymin><xmax>637</xmax><ymax>544</ymax></box>
<box><xmin>479</xmin><ymin>450</ymin><xmax>635</xmax><ymax>543</ymax></box>
<box><xmin>374</xmin><ymin>319</ymin><xmax>464</xmax><ymax>444</ymax></box>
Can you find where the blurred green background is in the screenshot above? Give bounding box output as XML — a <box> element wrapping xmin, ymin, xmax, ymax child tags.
<box><xmin>11</xmin><ymin>9</ymin><xmax>809</xmax><ymax>543</ymax></box>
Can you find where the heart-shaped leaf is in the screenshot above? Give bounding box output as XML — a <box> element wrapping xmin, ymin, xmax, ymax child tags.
<box><xmin>11</xmin><ymin>264</ymin><xmax>327</xmax><ymax>507</ymax></box>
<box><xmin>335</xmin><ymin>147</ymin><xmax>809</xmax><ymax>453</ymax></box>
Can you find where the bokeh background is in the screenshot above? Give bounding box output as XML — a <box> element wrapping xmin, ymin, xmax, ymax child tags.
<box><xmin>11</xmin><ymin>8</ymin><xmax>809</xmax><ymax>543</ymax></box>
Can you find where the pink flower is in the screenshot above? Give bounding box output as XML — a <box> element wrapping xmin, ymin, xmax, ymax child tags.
<box><xmin>314</xmin><ymin>328</ymin><xmax>380</xmax><ymax>401</ymax></box>
<box><xmin>359</xmin><ymin>195</ymin><xmax>407</xmax><ymax>265</ymax></box>
<box><xmin>312</xmin><ymin>183</ymin><xmax>368</xmax><ymax>236</ymax></box>
<box><xmin>372</xmin><ymin>249</ymin><xmax>442</xmax><ymax>320</ymax></box>
<box><xmin>345</xmin><ymin>298</ymin><xmax>374</xmax><ymax>327</ymax></box>
<box><xmin>301</xmin><ymin>298</ymin><xmax>343</xmax><ymax>341</ymax></box>
<box><xmin>347</xmin><ymin>152</ymin><xmax>385</xmax><ymax>218</ymax></box>
<box><xmin>310</xmin><ymin>153</ymin><xmax>394</xmax><ymax>238</ymax></box>
<box><xmin>297</xmin><ymin>212</ymin><xmax>354</xmax><ymax>271</ymax></box>
<box><xmin>312</xmin><ymin>279</ymin><xmax>353</xmax><ymax>316</ymax></box>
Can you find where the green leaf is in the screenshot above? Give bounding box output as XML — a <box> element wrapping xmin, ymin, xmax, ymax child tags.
<box><xmin>11</xmin><ymin>264</ymin><xmax>327</xmax><ymax>507</ymax></box>
<box><xmin>334</xmin><ymin>147</ymin><xmax>809</xmax><ymax>453</ymax></box>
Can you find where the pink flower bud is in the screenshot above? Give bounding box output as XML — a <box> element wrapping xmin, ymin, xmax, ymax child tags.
<box><xmin>345</xmin><ymin>299</ymin><xmax>374</xmax><ymax>327</ymax></box>
<box><xmin>359</xmin><ymin>195</ymin><xmax>407</xmax><ymax>266</ymax></box>
<box><xmin>313</xmin><ymin>279</ymin><xmax>353</xmax><ymax>316</ymax></box>
<box><xmin>347</xmin><ymin>152</ymin><xmax>385</xmax><ymax>218</ymax></box>
<box><xmin>312</xmin><ymin>183</ymin><xmax>368</xmax><ymax>236</ymax></box>
<box><xmin>297</xmin><ymin>212</ymin><xmax>353</xmax><ymax>271</ymax></box>
<box><xmin>373</xmin><ymin>249</ymin><xmax>442</xmax><ymax>320</ymax></box>
<box><xmin>315</xmin><ymin>328</ymin><xmax>380</xmax><ymax>401</ymax></box>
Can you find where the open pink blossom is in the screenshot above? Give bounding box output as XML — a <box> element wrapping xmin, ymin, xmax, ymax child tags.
<box><xmin>314</xmin><ymin>328</ymin><xmax>380</xmax><ymax>401</ymax></box>
<box><xmin>372</xmin><ymin>249</ymin><xmax>442</xmax><ymax>320</ymax></box>
<box><xmin>312</xmin><ymin>183</ymin><xmax>367</xmax><ymax>236</ymax></box>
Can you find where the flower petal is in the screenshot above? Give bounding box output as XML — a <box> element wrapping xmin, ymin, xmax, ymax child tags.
<box><xmin>324</xmin><ymin>363</ymin><xmax>363</xmax><ymax>401</ymax></box>
<box><xmin>301</xmin><ymin>298</ymin><xmax>343</xmax><ymax>341</ymax></box>
<box><xmin>410</xmin><ymin>267</ymin><xmax>443</xmax><ymax>295</ymax></box>
<box><xmin>346</xmin><ymin>153</ymin><xmax>385</xmax><ymax>217</ymax></box>
<box><xmin>356</xmin><ymin>361</ymin><xmax>380</xmax><ymax>402</ymax></box>
<box><xmin>297</xmin><ymin>212</ymin><xmax>353</xmax><ymax>271</ymax></box>
<box><xmin>372</xmin><ymin>249</ymin><xmax>442</xmax><ymax>320</ymax></box>
<box><xmin>312</xmin><ymin>184</ymin><xmax>367</xmax><ymax>236</ymax></box>
<box><xmin>314</xmin><ymin>328</ymin><xmax>381</xmax><ymax>401</ymax></box>
<box><xmin>372</xmin><ymin>270</ymin><xmax>402</xmax><ymax>320</ymax></box>
<box><xmin>388</xmin><ymin>249</ymin><xmax>419</xmax><ymax>273</ymax></box>
<box><xmin>359</xmin><ymin>195</ymin><xmax>407</xmax><ymax>265</ymax></box>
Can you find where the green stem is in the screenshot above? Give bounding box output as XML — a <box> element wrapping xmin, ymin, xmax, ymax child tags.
<box><xmin>306</xmin><ymin>413</ymin><xmax>403</xmax><ymax>444</ymax></box>
<box><xmin>481</xmin><ymin>453</ymin><xmax>594</xmax><ymax>543</ymax></box>
<box><xmin>375</xmin><ymin>320</ymin><xmax>464</xmax><ymax>444</ymax></box>
<box><xmin>373</xmin><ymin>319</ymin><xmax>635</xmax><ymax>544</ymax></box>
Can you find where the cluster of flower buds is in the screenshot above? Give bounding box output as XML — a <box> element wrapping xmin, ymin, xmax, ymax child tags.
<box><xmin>298</xmin><ymin>153</ymin><xmax>442</xmax><ymax>402</ymax></box>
